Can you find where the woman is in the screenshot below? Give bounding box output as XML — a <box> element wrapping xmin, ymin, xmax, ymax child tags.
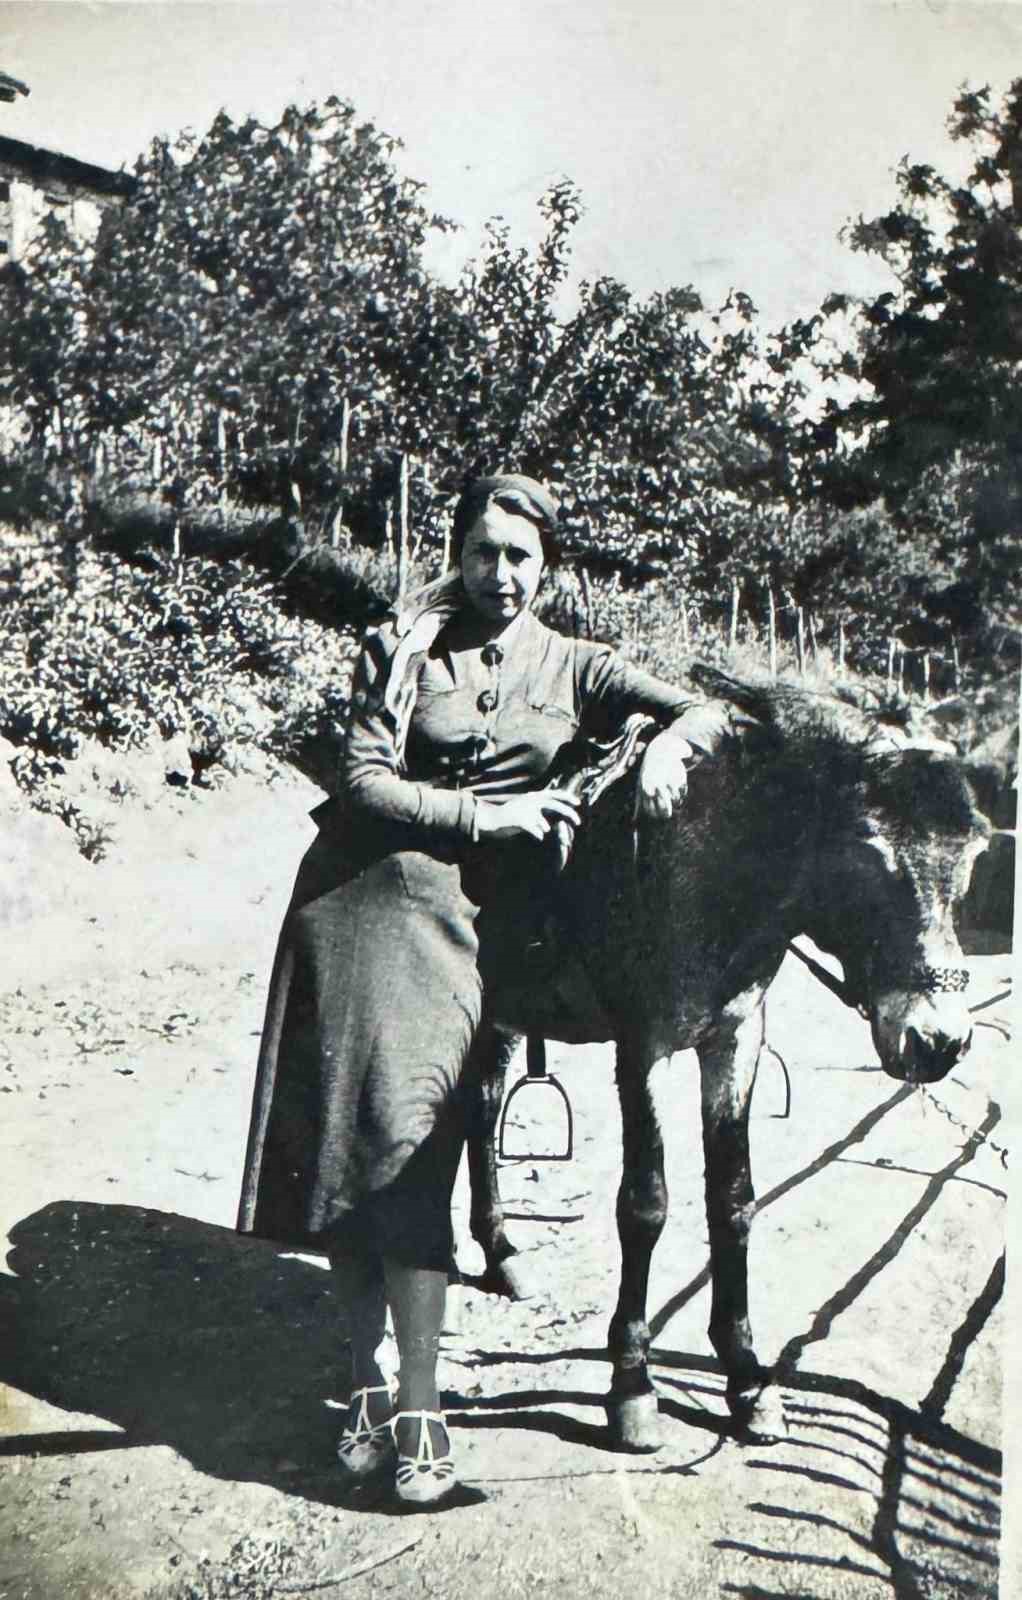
<box><xmin>237</xmin><ymin>473</ymin><xmax>731</xmax><ymax>1507</ymax></box>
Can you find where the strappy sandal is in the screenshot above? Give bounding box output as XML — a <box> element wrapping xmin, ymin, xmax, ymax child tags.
<box><xmin>336</xmin><ymin>1379</ymin><xmax>398</xmax><ymax>1477</ymax></box>
<box><xmin>393</xmin><ymin>1411</ymin><xmax>458</xmax><ymax>1506</ymax></box>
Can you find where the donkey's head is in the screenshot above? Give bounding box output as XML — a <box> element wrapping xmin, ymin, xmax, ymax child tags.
<box><xmin>818</xmin><ymin>739</ymin><xmax>989</xmax><ymax>1083</ymax></box>
<box><xmin>690</xmin><ymin>667</ymin><xmax>991</xmax><ymax>1084</ymax></box>
<box><xmin>796</xmin><ymin>700</ymin><xmax>988</xmax><ymax>1082</ymax></box>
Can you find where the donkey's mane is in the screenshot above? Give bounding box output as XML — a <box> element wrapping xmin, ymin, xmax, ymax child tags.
<box><xmin>688</xmin><ymin>663</ymin><xmax>977</xmax><ymax>839</ymax></box>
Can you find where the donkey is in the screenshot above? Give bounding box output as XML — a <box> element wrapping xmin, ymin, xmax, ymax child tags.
<box><xmin>463</xmin><ymin>668</ymin><xmax>990</xmax><ymax>1449</ymax></box>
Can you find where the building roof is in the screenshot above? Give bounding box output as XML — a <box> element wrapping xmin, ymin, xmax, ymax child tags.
<box><xmin>0</xmin><ymin>71</ymin><xmax>30</xmax><ymax>103</ymax></box>
<box><xmin>0</xmin><ymin>133</ymin><xmax>135</xmax><ymax>199</ymax></box>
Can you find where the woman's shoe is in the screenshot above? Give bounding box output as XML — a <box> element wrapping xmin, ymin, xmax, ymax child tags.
<box><xmin>337</xmin><ymin>1380</ymin><xmax>398</xmax><ymax>1477</ymax></box>
<box><xmin>393</xmin><ymin>1411</ymin><xmax>458</xmax><ymax>1506</ymax></box>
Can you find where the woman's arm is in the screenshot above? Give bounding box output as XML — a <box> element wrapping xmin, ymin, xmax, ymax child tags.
<box><xmin>574</xmin><ymin>642</ymin><xmax>732</xmax><ymax>753</ymax></box>
<box><xmin>575</xmin><ymin>641</ymin><xmax>746</xmax><ymax>818</ymax></box>
<box><xmin>343</xmin><ymin>628</ymin><xmax>479</xmax><ymax>845</ymax></box>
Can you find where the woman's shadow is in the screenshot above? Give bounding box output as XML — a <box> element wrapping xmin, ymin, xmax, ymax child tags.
<box><xmin>1</xmin><ymin>1199</ymin><xmax>383</xmax><ymax>1505</ymax></box>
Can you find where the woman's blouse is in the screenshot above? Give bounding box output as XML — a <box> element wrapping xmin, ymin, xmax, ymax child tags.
<box><xmin>343</xmin><ymin>610</ymin><xmax>695</xmax><ymax>847</ymax></box>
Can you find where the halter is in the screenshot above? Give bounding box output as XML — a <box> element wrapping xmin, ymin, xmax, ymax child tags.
<box><xmin>784</xmin><ymin>739</ymin><xmax>972</xmax><ymax>1018</ymax></box>
<box><xmin>787</xmin><ymin>941</ymin><xmax>970</xmax><ymax>1020</ymax></box>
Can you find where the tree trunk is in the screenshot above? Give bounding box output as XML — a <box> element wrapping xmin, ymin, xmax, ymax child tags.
<box><xmin>837</xmin><ymin>617</ymin><xmax>846</xmax><ymax>676</ymax></box>
<box><xmin>340</xmin><ymin>395</ymin><xmax>352</xmax><ymax>475</ymax></box>
<box><xmin>951</xmin><ymin>632</ymin><xmax>960</xmax><ymax>693</ymax></box>
<box><xmin>887</xmin><ymin>636</ymin><xmax>896</xmax><ymax>692</ymax></box>
<box><xmin>728</xmin><ymin>576</ymin><xmax>740</xmax><ymax>649</ymax></box>
<box><xmin>578</xmin><ymin>564</ymin><xmax>595</xmax><ymax>640</ymax></box>
<box><xmin>795</xmin><ymin>606</ymin><xmax>806</xmax><ymax>676</ymax></box>
<box><xmin>765</xmin><ymin>583</ymin><xmax>777</xmax><ymax>678</ymax></box>
<box><xmin>216</xmin><ymin>409</ymin><xmax>228</xmax><ymax>515</ymax></box>
<box><xmin>396</xmin><ymin>452</ymin><xmax>410</xmax><ymax>606</ymax></box>
<box><xmin>806</xmin><ymin>609</ymin><xmax>819</xmax><ymax>663</ymax></box>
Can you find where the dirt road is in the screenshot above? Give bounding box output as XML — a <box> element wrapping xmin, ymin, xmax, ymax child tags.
<box><xmin>0</xmin><ymin>762</ymin><xmax>1014</xmax><ymax>1600</ymax></box>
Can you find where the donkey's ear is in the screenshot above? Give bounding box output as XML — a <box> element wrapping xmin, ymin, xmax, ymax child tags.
<box><xmin>687</xmin><ymin>662</ymin><xmax>775</xmax><ymax>721</ymax></box>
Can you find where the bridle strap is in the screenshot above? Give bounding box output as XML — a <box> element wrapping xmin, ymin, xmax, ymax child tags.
<box><xmin>787</xmin><ymin>942</ymin><xmax>972</xmax><ymax>1019</ymax></box>
<box><xmin>787</xmin><ymin>941</ymin><xmax>865</xmax><ymax>1017</ymax></box>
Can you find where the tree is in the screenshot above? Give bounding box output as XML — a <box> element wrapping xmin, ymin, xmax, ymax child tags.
<box><xmin>818</xmin><ymin>79</ymin><xmax>1022</xmax><ymax>640</ymax></box>
<box><xmin>0</xmin><ymin>100</ymin><xmax>458</xmax><ymax>541</ymax></box>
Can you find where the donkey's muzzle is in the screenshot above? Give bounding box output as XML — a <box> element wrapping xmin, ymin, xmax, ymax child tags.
<box><xmin>873</xmin><ymin>985</ymin><xmax>974</xmax><ymax>1084</ymax></box>
<box><xmin>896</xmin><ymin>1023</ymin><xmax>972</xmax><ymax>1083</ymax></box>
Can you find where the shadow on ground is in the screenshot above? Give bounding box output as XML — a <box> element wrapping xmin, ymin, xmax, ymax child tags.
<box><xmin>1</xmin><ymin>1199</ymin><xmax>1003</xmax><ymax>1592</ymax></box>
<box><xmin>1</xmin><ymin>1201</ymin><xmax>609</xmax><ymax>1512</ymax></box>
<box><xmin>2</xmin><ymin>1201</ymin><xmax>363</xmax><ymax>1500</ymax></box>
<box><xmin>452</xmin><ymin>1340</ymin><xmax>1001</xmax><ymax>1598</ymax></box>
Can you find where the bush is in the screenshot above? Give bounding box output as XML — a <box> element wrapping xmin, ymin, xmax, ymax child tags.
<box><xmin>0</xmin><ymin>523</ymin><xmax>357</xmax><ymax>830</ymax></box>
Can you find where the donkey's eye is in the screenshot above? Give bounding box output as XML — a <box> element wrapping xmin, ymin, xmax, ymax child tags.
<box><xmin>854</xmin><ymin>819</ymin><xmax>882</xmax><ymax>841</ymax></box>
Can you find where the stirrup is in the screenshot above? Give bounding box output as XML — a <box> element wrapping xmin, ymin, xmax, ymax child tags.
<box><xmin>498</xmin><ymin>1034</ymin><xmax>573</xmax><ymax>1161</ymax></box>
<box><xmin>393</xmin><ymin>1411</ymin><xmax>458</xmax><ymax>1505</ymax></box>
<box><xmin>337</xmin><ymin>1378</ymin><xmax>398</xmax><ymax>1477</ymax></box>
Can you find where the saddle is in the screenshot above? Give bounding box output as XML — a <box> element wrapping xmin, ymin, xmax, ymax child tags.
<box><xmin>488</xmin><ymin>713</ymin><xmax>658</xmax><ymax>1044</ymax></box>
<box><xmin>544</xmin><ymin>712</ymin><xmax>658</xmax><ymax>870</ymax></box>
<box><xmin>493</xmin><ymin>713</ymin><xmax>659</xmax><ymax>1159</ymax></box>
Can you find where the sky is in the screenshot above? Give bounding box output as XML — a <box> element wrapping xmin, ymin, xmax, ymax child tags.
<box><xmin>1</xmin><ymin>1</ymin><xmax>1021</xmax><ymax>328</ymax></box>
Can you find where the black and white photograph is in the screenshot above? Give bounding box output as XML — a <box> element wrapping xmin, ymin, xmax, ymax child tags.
<box><xmin>0</xmin><ymin>3</ymin><xmax>1018</xmax><ymax>1597</ymax></box>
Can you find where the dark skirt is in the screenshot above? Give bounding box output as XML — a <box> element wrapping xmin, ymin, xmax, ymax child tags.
<box><xmin>236</xmin><ymin>804</ymin><xmax>531</xmax><ymax>1270</ymax></box>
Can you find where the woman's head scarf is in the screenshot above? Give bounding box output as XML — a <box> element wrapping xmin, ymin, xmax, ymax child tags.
<box><xmin>450</xmin><ymin>474</ymin><xmax>561</xmax><ymax>567</ymax></box>
<box><xmin>382</xmin><ymin>474</ymin><xmax>559</xmax><ymax>764</ymax></box>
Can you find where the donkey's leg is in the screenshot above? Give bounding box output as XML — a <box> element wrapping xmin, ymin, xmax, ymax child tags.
<box><xmin>606</xmin><ymin>1032</ymin><xmax>667</xmax><ymax>1451</ymax></box>
<box><xmin>698</xmin><ymin>994</ymin><xmax>784</xmax><ymax>1440</ymax></box>
<box><xmin>464</xmin><ymin>1024</ymin><xmax>536</xmax><ymax>1299</ymax></box>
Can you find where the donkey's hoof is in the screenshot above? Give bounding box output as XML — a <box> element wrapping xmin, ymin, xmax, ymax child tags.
<box><xmin>607</xmin><ymin>1389</ymin><xmax>662</xmax><ymax>1453</ymax></box>
<box><xmin>728</xmin><ymin>1381</ymin><xmax>787</xmax><ymax>1443</ymax></box>
<box><xmin>481</xmin><ymin>1254</ymin><xmax>539</xmax><ymax>1302</ymax></box>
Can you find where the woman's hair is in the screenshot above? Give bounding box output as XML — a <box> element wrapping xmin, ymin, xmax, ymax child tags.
<box><xmin>450</xmin><ymin>474</ymin><xmax>561</xmax><ymax>569</ymax></box>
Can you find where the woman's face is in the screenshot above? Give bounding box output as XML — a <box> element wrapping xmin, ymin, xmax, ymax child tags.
<box><xmin>460</xmin><ymin>504</ymin><xmax>545</xmax><ymax>626</ymax></box>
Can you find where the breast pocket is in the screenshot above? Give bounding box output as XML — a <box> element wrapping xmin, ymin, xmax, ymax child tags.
<box><xmin>412</xmin><ymin>686</ymin><xmax>482</xmax><ymax>745</ymax></box>
<box><xmin>497</xmin><ymin>701</ymin><xmax>581</xmax><ymax>774</ymax></box>
<box><xmin>528</xmin><ymin>701</ymin><xmax>578</xmax><ymax>727</ymax></box>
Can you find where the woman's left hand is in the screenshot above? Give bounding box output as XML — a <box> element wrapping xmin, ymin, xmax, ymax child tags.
<box><xmin>638</xmin><ymin>730</ymin><xmax>692</xmax><ymax>818</ymax></box>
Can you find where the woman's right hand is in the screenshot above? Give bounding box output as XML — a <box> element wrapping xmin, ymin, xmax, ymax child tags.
<box><xmin>474</xmin><ymin>788</ymin><xmax>582</xmax><ymax>842</ymax></box>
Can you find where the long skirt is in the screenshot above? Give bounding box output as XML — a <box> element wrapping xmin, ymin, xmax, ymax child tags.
<box><xmin>236</xmin><ymin>805</ymin><xmax>532</xmax><ymax>1270</ymax></box>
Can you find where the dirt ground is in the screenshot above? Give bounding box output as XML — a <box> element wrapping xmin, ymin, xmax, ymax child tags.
<box><xmin>0</xmin><ymin>754</ymin><xmax>1016</xmax><ymax>1600</ymax></box>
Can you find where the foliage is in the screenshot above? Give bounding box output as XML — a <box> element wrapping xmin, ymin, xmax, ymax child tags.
<box><xmin>0</xmin><ymin>523</ymin><xmax>357</xmax><ymax>819</ymax></box>
<box><xmin>0</xmin><ymin>100</ymin><xmax>801</xmax><ymax>603</ymax></box>
<box><xmin>0</xmin><ymin>100</ymin><xmax>458</xmax><ymax>539</ymax></box>
<box><xmin>1</xmin><ymin>80</ymin><xmax>1019</xmax><ymax>848</ymax></box>
<box><xmin>812</xmin><ymin>79</ymin><xmax>1022</xmax><ymax>634</ymax></box>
